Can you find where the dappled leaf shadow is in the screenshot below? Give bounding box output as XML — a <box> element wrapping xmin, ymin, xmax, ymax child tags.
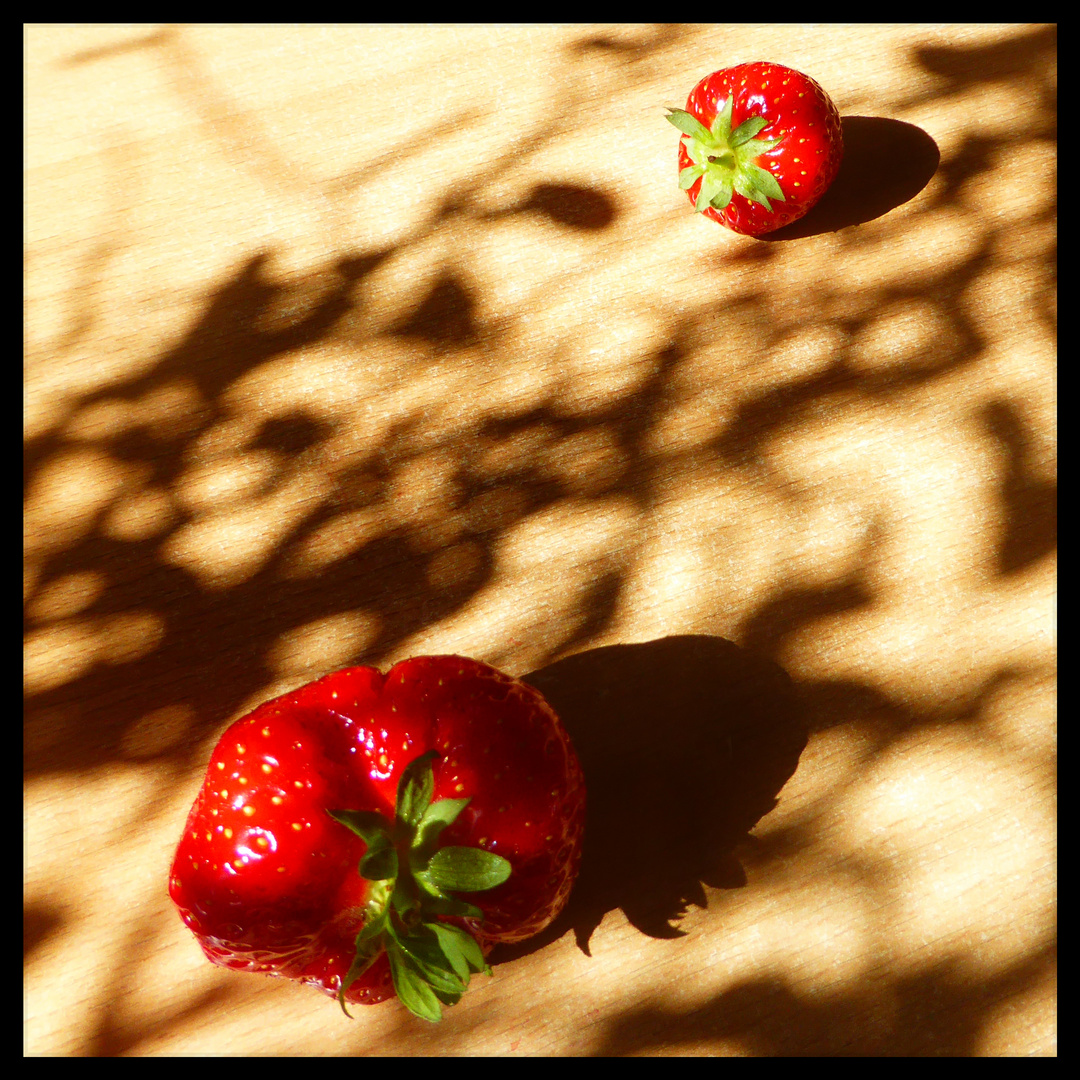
<box><xmin>981</xmin><ymin>400</ymin><xmax>1057</xmax><ymax>575</ymax></box>
<box><xmin>488</xmin><ymin>636</ymin><xmax>806</xmax><ymax>961</ymax></box>
<box><xmin>389</xmin><ymin>270</ymin><xmax>481</xmax><ymax>349</ymax></box>
<box><xmin>914</xmin><ymin>24</ymin><xmax>1057</xmax><ymax>102</ymax></box>
<box><xmin>24</xmin><ymin>901</ymin><xmax>65</xmax><ymax>961</ymax></box>
<box><xmin>739</xmin><ymin>522</ymin><xmax>883</xmax><ymax>661</ymax></box>
<box><xmin>567</xmin><ymin>24</ymin><xmax>692</xmax><ymax>62</ymax></box>
<box><xmin>248</xmin><ymin>412</ymin><xmax>334</xmax><ymax>457</ymax></box>
<box><xmin>24</xmin><ymin>22</ymin><xmax>1056</xmax><ymax>1056</ymax></box>
<box><xmin>592</xmin><ymin>940</ymin><xmax>1055</xmax><ymax>1055</ymax></box>
<box><xmin>761</xmin><ymin>117</ymin><xmax>940</xmax><ymax>240</ymax></box>
<box><xmin>513</xmin><ymin>182</ymin><xmax>619</xmax><ymax>231</ymax></box>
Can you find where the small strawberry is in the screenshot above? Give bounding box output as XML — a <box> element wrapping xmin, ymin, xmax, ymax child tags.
<box><xmin>667</xmin><ymin>61</ymin><xmax>843</xmax><ymax>235</ymax></box>
<box><xmin>169</xmin><ymin>656</ymin><xmax>585</xmax><ymax>1021</ymax></box>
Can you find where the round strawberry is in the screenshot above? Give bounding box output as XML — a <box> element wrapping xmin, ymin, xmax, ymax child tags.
<box><xmin>667</xmin><ymin>61</ymin><xmax>843</xmax><ymax>236</ymax></box>
<box><xmin>168</xmin><ymin>656</ymin><xmax>586</xmax><ymax>1021</ymax></box>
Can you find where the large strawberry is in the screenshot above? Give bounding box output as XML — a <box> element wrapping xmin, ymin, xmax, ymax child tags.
<box><xmin>667</xmin><ymin>61</ymin><xmax>843</xmax><ymax>236</ymax></box>
<box><xmin>169</xmin><ymin>656</ymin><xmax>585</xmax><ymax>1021</ymax></box>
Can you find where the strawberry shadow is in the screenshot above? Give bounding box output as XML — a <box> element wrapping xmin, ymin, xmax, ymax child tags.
<box><xmin>491</xmin><ymin>635</ymin><xmax>807</xmax><ymax>962</ymax></box>
<box><xmin>759</xmin><ymin>116</ymin><xmax>940</xmax><ymax>241</ymax></box>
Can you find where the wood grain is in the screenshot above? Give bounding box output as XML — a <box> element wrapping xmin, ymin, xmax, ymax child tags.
<box><xmin>24</xmin><ymin>24</ymin><xmax>1056</xmax><ymax>1056</ymax></box>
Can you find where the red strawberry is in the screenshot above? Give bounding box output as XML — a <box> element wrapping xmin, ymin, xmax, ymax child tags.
<box><xmin>168</xmin><ymin>656</ymin><xmax>586</xmax><ymax>1021</ymax></box>
<box><xmin>667</xmin><ymin>61</ymin><xmax>843</xmax><ymax>236</ymax></box>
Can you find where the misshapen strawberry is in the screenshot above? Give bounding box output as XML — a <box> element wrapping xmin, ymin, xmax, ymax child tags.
<box><xmin>169</xmin><ymin>656</ymin><xmax>585</xmax><ymax>1021</ymax></box>
<box><xmin>667</xmin><ymin>61</ymin><xmax>843</xmax><ymax>236</ymax></box>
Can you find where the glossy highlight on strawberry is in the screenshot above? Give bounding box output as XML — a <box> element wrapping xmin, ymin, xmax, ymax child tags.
<box><xmin>667</xmin><ymin>61</ymin><xmax>843</xmax><ymax>235</ymax></box>
<box><xmin>169</xmin><ymin>656</ymin><xmax>586</xmax><ymax>1021</ymax></box>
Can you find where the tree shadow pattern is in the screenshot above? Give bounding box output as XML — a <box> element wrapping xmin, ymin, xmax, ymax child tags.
<box><xmin>24</xmin><ymin>23</ymin><xmax>1056</xmax><ymax>1056</ymax></box>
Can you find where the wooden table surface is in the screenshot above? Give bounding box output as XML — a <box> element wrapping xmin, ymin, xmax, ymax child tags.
<box><xmin>24</xmin><ymin>24</ymin><xmax>1056</xmax><ymax>1056</ymax></box>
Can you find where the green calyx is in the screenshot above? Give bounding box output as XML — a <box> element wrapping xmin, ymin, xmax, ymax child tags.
<box><xmin>327</xmin><ymin>750</ymin><xmax>512</xmax><ymax>1022</ymax></box>
<box><xmin>666</xmin><ymin>96</ymin><xmax>786</xmax><ymax>214</ymax></box>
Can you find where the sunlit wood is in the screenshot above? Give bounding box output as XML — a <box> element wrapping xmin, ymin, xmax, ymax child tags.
<box><xmin>25</xmin><ymin>24</ymin><xmax>1056</xmax><ymax>1056</ymax></box>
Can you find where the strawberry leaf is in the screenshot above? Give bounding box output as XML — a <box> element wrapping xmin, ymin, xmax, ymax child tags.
<box><xmin>709</xmin><ymin>96</ymin><xmax>734</xmax><ymax>144</ymax></box>
<box><xmin>730</xmin><ymin>116</ymin><xmax>769</xmax><ymax>146</ymax></box>
<box><xmin>332</xmin><ymin>750</ymin><xmax>511</xmax><ymax>1021</ymax></box>
<box><xmin>386</xmin><ymin>939</ymin><xmax>444</xmax><ymax>1022</ymax></box>
<box><xmin>424</xmin><ymin>846</ymin><xmax>512</xmax><ymax>893</ymax></box>
<box><xmin>739</xmin><ymin>135</ymin><xmax>784</xmax><ymax>161</ymax></box>
<box><xmin>670</xmin><ymin>89</ymin><xmax>790</xmax><ymax>221</ymax></box>
<box><xmin>733</xmin><ymin>171</ymin><xmax>772</xmax><ymax>209</ymax></box>
<box><xmin>413</xmin><ymin>796</ymin><xmax>470</xmax><ymax>863</ymax></box>
<box><xmin>684</xmin><ymin>140</ymin><xmax>710</xmax><ymax>169</ymax></box>
<box><xmin>679</xmin><ymin>165</ymin><xmax>705</xmax><ymax>191</ymax></box>
<box><xmin>426</xmin><ymin>920</ymin><xmax>491</xmax><ymax>979</ymax></box>
<box><xmin>393</xmin><ymin>926</ymin><xmax>467</xmax><ymax>997</ymax></box>
<box><xmin>360</xmin><ymin>842</ymin><xmax>398</xmax><ymax>882</ymax></box>
<box><xmin>708</xmin><ymin>179</ymin><xmax>734</xmax><ymax>211</ymax></box>
<box><xmin>665</xmin><ymin>108</ymin><xmax>712</xmax><ymax>142</ymax></box>
<box><xmin>337</xmin><ymin>889</ymin><xmax>391</xmax><ymax>1015</ymax></box>
<box><xmin>744</xmin><ymin>163</ymin><xmax>786</xmax><ymax>202</ymax></box>
<box><xmin>336</xmin><ymin>941</ymin><xmax>383</xmax><ymax>1018</ymax></box>
<box><xmin>395</xmin><ymin>749</ymin><xmax>439</xmax><ymax>830</ymax></box>
<box><xmin>414</xmin><ymin>872</ymin><xmax>485</xmax><ymax>919</ymax></box>
<box><xmin>326</xmin><ymin>808</ymin><xmax>391</xmax><ymax>846</ymax></box>
<box><xmin>328</xmin><ymin>808</ymin><xmax>399</xmax><ymax>881</ymax></box>
<box><xmin>696</xmin><ymin>171</ymin><xmax>725</xmax><ymax>213</ymax></box>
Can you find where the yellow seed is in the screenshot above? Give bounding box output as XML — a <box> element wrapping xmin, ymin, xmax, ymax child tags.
<box><xmin>236</xmin><ymin>744</ymin><xmax>246</xmax><ymax>755</ymax></box>
<box><xmin>256</xmin><ymin>837</ymin><xmax>269</xmax><ymax>849</ymax></box>
<box><xmin>216</xmin><ymin>762</ymin><xmax>225</xmax><ymax>770</ymax></box>
<box><xmin>224</xmin><ymin>827</ymin><xmax>233</xmax><ymax>838</ymax></box>
<box><xmin>271</xmin><ymin>795</ymin><xmax>283</xmax><ymax>806</ymax></box>
<box><xmin>243</xmin><ymin>805</ymin><xmax>255</xmax><ymax>817</ymax></box>
<box><xmin>261</xmin><ymin>763</ymin><xmax>272</xmax><ymax>773</ymax></box>
<box><xmin>292</xmin><ymin>822</ymin><xmax>302</xmax><ymax>831</ymax></box>
<box><xmin>262</xmin><ymin>727</ymin><xmax>270</xmax><ymax>737</ymax></box>
<box><xmin>205</xmin><ymin>832</ymin><xmax>212</xmax><ymax>841</ymax></box>
<box><xmin>294</xmin><ymin>780</ymin><xmax>304</xmax><ymax>789</ymax></box>
<box><xmin>220</xmin><ymin>790</ymin><xmax>228</xmax><ymax>799</ymax></box>
<box><xmin>455</xmin><ymin>783</ymin><xmax>465</xmax><ymax>793</ymax></box>
<box><xmin>277</xmin><ymin>866</ymin><xmax>286</xmax><ymax>873</ymax></box>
